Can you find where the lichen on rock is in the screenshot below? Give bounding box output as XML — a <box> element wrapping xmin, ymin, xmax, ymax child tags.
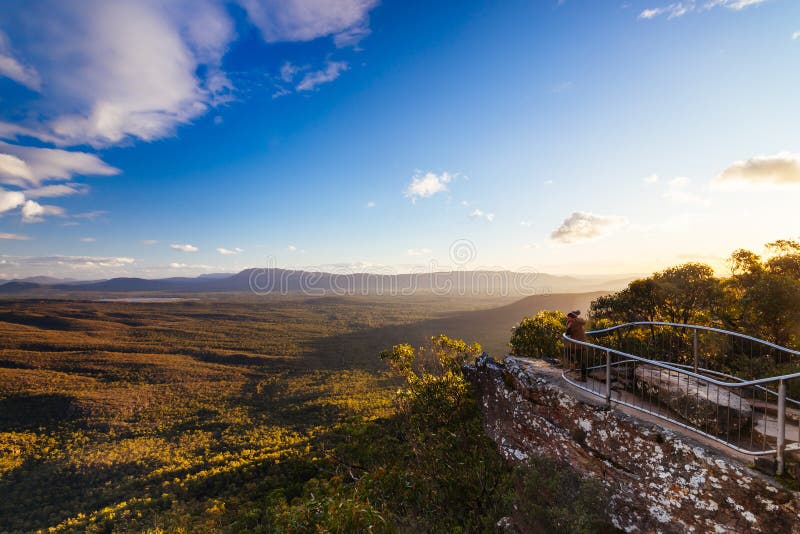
<box><xmin>464</xmin><ymin>355</ymin><xmax>800</xmax><ymax>533</ymax></box>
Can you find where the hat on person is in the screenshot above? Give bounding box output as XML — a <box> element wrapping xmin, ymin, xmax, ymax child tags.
<box><xmin>567</xmin><ymin>310</ymin><xmax>580</xmax><ymax>318</ymax></box>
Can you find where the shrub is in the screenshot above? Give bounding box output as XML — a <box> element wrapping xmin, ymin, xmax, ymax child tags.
<box><xmin>509</xmin><ymin>310</ymin><xmax>567</xmax><ymax>359</ymax></box>
<box><xmin>512</xmin><ymin>456</ymin><xmax>615</xmax><ymax>533</ymax></box>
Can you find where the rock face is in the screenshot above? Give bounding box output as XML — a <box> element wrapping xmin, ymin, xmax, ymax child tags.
<box><xmin>465</xmin><ymin>355</ymin><xmax>800</xmax><ymax>533</ymax></box>
<box><xmin>634</xmin><ymin>364</ymin><xmax>753</xmax><ymax>435</ymax></box>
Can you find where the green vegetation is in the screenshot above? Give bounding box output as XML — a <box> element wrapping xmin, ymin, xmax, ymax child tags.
<box><xmin>591</xmin><ymin>240</ymin><xmax>800</xmax><ymax>348</ymax></box>
<box><xmin>587</xmin><ymin>241</ymin><xmax>800</xmax><ymax>392</ymax></box>
<box><xmin>0</xmin><ymin>294</ymin><xmax>613</xmax><ymax>533</ymax></box>
<box><xmin>509</xmin><ymin>310</ymin><xmax>567</xmax><ymax>359</ymax></box>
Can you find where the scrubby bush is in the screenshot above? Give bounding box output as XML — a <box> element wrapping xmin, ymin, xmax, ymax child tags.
<box><xmin>509</xmin><ymin>310</ymin><xmax>567</xmax><ymax>359</ymax></box>
<box><xmin>512</xmin><ymin>456</ymin><xmax>615</xmax><ymax>533</ymax></box>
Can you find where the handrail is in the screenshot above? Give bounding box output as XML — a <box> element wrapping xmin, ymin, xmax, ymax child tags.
<box><xmin>585</xmin><ymin>321</ymin><xmax>800</xmax><ymax>357</ymax></box>
<box><xmin>562</xmin><ymin>333</ymin><xmax>800</xmax><ymax>387</ymax></box>
<box><xmin>560</xmin><ymin>321</ymin><xmax>799</xmax><ymax>469</ymax></box>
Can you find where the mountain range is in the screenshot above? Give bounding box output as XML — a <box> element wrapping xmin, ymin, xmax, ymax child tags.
<box><xmin>0</xmin><ymin>269</ymin><xmax>637</xmax><ymax>295</ymax></box>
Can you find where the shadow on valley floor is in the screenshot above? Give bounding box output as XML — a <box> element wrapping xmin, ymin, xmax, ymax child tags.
<box><xmin>0</xmin><ymin>393</ymin><xmax>81</xmax><ymax>431</ymax></box>
<box><xmin>304</xmin><ymin>292</ymin><xmax>607</xmax><ymax>369</ymax></box>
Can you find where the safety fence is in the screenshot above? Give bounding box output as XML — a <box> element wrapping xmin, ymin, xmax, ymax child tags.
<box><xmin>562</xmin><ymin>322</ymin><xmax>800</xmax><ymax>474</ymax></box>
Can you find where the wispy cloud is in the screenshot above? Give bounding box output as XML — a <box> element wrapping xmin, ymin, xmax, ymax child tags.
<box><xmin>3</xmin><ymin>255</ymin><xmax>134</xmax><ymax>268</ymax></box>
<box><xmin>141</xmin><ymin>240</ymin><xmax>159</xmax><ymax>245</ymax></box>
<box><xmin>80</xmin><ymin>237</ymin><xmax>96</xmax><ymax>242</ymax></box>
<box><xmin>404</xmin><ymin>171</ymin><xmax>455</xmax><ymax>202</ymax></box>
<box><xmin>72</xmin><ymin>210</ymin><xmax>107</xmax><ymax>221</ymax></box>
<box><xmin>793</xmin><ymin>31</ymin><xmax>800</xmax><ymax>41</ymax></box>
<box><xmin>23</xmin><ymin>183</ymin><xmax>87</xmax><ymax>199</ymax></box>
<box><xmin>643</xmin><ymin>174</ymin><xmax>660</xmax><ymax>184</ymax></box>
<box><xmin>241</xmin><ymin>0</ymin><xmax>377</xmax><ymax>43</ymax></box>
<box><xmin>639</xmin><ymin>0</ymin><xmax>767</xmax><ymax>20</ymax></box>
<box><xmin>0</xmin><ymin>30</ymin><xmax>40</xmax><ymax>90</ymax></box>
<box><xmin>280</xmin><ymin>61</ymin><xmax>301</xmax><ymax>83</ymax></box>
<box><xmin>171</xmin><ymin>243</ymin><xmax>199</xmax><ymax>253</ymax></box>
<box><xmin>366</xmin><ymin>200</ymin><xmax>376</xmax><ymax>208</ymax></box>
<box><xmin>169</xmin><ymin>262</ymin><xmax>213</xmax><ymax>269</ymax></box>
<box><xmin>469</xmin><ymin>208</ymin><xmax>495</xmax><ymax>222</ymax></box>
<box><xmin>288</xmin><ymin>244</ymin><xmax>297</xmax><ymax>252</ymax></box>
<box><xmin>296</xmin><ymin>60</ymin><xmax>348</xmax><ymax>91</ymax></box>
<box><xmin>551</xmin><ymin>211</ymin><xmax>628</xmax><ymax>243</ymax></box>
<box><xmin>216</xmin><ymin>247</ymin><xmax>243</xmax><ymax>255</ymax></box>
<box><xmin>0</xmin><ymin>142</ymin><xmax>118</xmax><ymax>188</ymax></box>
<box><xmin>0</xmin><ymin>232</ymin><xmax>29</xmax><ymax>240</ymax></box>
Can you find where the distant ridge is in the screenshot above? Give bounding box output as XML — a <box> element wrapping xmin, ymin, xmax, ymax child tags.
<box><xmin>0</xmin><ymin>268</ymin><xmax>636</xmax><ymax>295</ymax></box>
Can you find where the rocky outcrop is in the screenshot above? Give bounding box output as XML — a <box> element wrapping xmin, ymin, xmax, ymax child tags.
<box><xmin>465</xmin><ymin>355</ymin><xmax>800</xmax><ymax>533</ymax></box>
<box><xmin>634</xmin><ymin>364</ymin><xmax>753</xmax><ymax>435</ymax></box>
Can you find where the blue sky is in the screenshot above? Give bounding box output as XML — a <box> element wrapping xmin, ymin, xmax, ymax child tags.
<box><xmin>1</xmin><ymin>0</ymin><xmax>799</xmax><ymax>279</ymax></box>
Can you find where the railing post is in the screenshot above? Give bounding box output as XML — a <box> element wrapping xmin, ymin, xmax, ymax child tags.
<box><xmin>605</xmin><ymin>349</ymin><xmax>611</xmax><ymax>407</ymax></box>
<box><xmin>693</xmin><ymin>328</ymin><xmax>699</xmax><ymax>373</ymax></box>
<box><xmin>777</xmin><ymin>379</ymin><xmax>786</xmax><ymax>476</ymax></box>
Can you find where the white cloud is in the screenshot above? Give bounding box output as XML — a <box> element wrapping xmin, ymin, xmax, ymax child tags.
<box><xmin>287</xmin><ymin>244</ymin><xmax>297</xmax><ymax>252</ymax></box>
<box><xmin>639</xmin><ymin>7</ymin><xmax>665</xmax><ymax>19</ymax></box>
<box><xmin>707</xmin><ymin>0</ymin><xmax>767</xmax><ymax>9</ymax></box>
<box><xmin>171</xmin><ymin>243</ymin><xmax>199</xmax><ymax>252</ymax></box>
<box><xmin>0</xmin><ymin>232</ymin><xmax>29</xmax><ymax>240</ymax></box>
<box><xmin>8</xmin><ymin>255</ymin><xmax>134</xmax><ymax>268</ymax></box>
<box><xmin>333</xmin><ymin>25</ymin><xmax>372</xmax><ymax>48</ymax></box>
<box><xmin>550</xmin><ymin>211</ymin><xmax>628</xmax><ymax>244</ymax></box>
<box><xmin>24</xmin><ymin>183</ymin><xmax>87</xmax><ymax>199</ymax></box>
<box><xmin>0</xmin><ymin>141</ymin><xmax>119</xmax><ymax>187</ymax></box>
<box><xmin>543</xmin><ymin>179</ymin><xmax>554</xmax><ymax>186</ymax></box>
<box><xmin>296</xmin><ymin>60</ymin><xmax>348</xmax><ymax>91</ymax></box>
<box><xmin>0</xmin><ymin>30</ymin><xmax>40</xmax><ymax>90</ymax></box>
<box><xmin>0</xmin><ymin>0</ymin><xmax>236</xmax><ymax>148</ymax></box>
<box><xmin>80</xmin><ymin>237</ymin><xmax>96</xmax><ymax>242</ymax></box>
<box><xmin>217</xmin><ymin>247</ymin><xmax>243</xmax><ymax>255</ymax></box>
<box><xmin>240</xmin><ymin>0</ymin><xmax>377</xmax><ymax>43</ymax></box>
<box><xmin>0</xmin><ymin>188</ymin><xmax>25</xmax><ymax>213</ymax></box>
<box><xmin>0</xmin><ymin>0</ymin><xmax>378</xmax><ymax>150</ymax></box>
<box><xmin>404</xmin><ymin>171</ymin><xmax>454</xmax><ymax>202</ymax></box>
<box><xmin>639</xmin><ymin>0</ymin><xmax>766</xmax><ymax>19</ymax></box>
<box><xmin>643</xmin><ymin>174</ymin><xmax>660</xmax><ymax>184</ymax></box>
<box><xmin>0</xmin><ymin>154</ymin><xmax>34</xmax><ymax>185</ymax></box>
<box><xmin>407</xmin><ymin>248</ymin><xmax>432</xmax><ymax>256</ymax></box>
<box><xmin>793</xmin><ymin>31</ymin><xmax>800</xmax><ymax>41</ymax></box>
<box><xmin>366</xmin><ymin>200</ymin><xmax>376</xmax><ymax>208</ymax></box>
<box><xmin>469</xmin><ymin>208</ymin><xmax>495</xmax><ymax>222</ymax></box>
<box><xmin>280</xmin><ymin>61</ymin><xmax>300</xmax><ymax>82</ymax></box>
<box><xmin>713</xmin><ymin>152</ymin><xmax>800</xmax><ymax>189</ymax></box>
<box><xmin>21</xmin><ymin>200</ymin><xmax>64</xmax><ymax>223</ymax></box>
<box><xmin>520</xmin><ymin>220</ymin><xmax>533</xmax><ymax>227</ymax></box>
<box><xmin>142</xmin><ymin>240</ymin><xmax>159</xmax><ymax>245</ymax></box>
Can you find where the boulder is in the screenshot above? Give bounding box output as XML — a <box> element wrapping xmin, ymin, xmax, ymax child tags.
<box><xmin>634</xmin><ymin>364</ymin><xmax>752</xmax><ymax>435</ymax></box>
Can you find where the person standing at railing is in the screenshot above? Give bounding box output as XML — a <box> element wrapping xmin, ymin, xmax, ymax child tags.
<box><xmin>566</xmin><ymin>310</ymin><xmax>588</xmax><ymax>382</ymax></box>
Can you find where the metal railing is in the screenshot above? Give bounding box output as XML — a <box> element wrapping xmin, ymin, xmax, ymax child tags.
<box><xmin>562</xmin><ymin>322</ymin><xmax>800</xmax><ymax>474</ymax></box>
